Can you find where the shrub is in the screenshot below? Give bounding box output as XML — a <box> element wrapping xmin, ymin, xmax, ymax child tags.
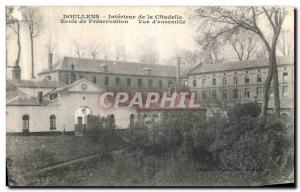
<box><xmin>228</xmin><ymin>102</ymin><xmax>261</xmax><ymax>121</ymax></box>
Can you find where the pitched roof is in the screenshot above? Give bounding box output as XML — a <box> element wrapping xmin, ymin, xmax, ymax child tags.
<box><xmin>189</xmin><ymin>56</ymin><xmax>294</xmax><ymax>75</ymax></box>
<box><xmin>53</xmin><ymin>79</ymin><xmax>105</xmax><ymax>93</ymax></box>
<box><xmin>6</xmin><ymin>79</ymin><xmax>59</xmax><ymax>88</ymax></box>
<box><xmin>6</xmin><ymin>88</ymin><xmax>27</xmax><ymax>100</ymax></box>
<box><xmin>7</xmin><ymin>95</ymin><xmax>50</xmax><ymax>106</ymax></box>
<box><xmin>38</xmin><ymin>56</ymin><xmax>178</xmax><ymax>77</ymax></box>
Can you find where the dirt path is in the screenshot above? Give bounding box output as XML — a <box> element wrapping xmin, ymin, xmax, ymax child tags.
<box><xmin>26</xmin><ymin>153</ymin><xmax>100</xmax><ymax>176</ymax></box>
<box><xmin>26</xmin><ymin>149</ymin><xmax>125</xmax><ymax>177</ymax></box>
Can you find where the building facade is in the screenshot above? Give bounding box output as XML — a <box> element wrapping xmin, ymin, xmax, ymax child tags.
<box><xmin>37</xmin><ymin>56</ymin><xmax>178</xmax><ymax>91</ymax></box>
<box><xmin>7</xmin><ymin>79</ymin><xmax>138</xmax><ymax>133</ymax></box>
<box><xmin>187</xmin><ymin>56</ymin><xmax>294</xmax><ymax>115</ymax></box>
<box><xmin>6</xmin><ymin>55</ymin><xmax>294</xmax><ymax>134</ymax></box>
<box><xmin>6</xmin><ymin>56</ymin><xmax>185</xmax><ymax>133</ymax></box>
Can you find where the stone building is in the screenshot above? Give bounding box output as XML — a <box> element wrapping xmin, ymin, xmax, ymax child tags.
<box><xmin>188</xmin><ymin>56</ymin><xmax>294</xmax><ymax>116</ymax></box>
<box><xmin>6</xmin><ymin>54</ymin><xmax>294</xmax><ymax>134</ymax></box>
<box><xmin>37</xmin><ymin>56</ymin><xmax>178</xmax><ymax>91</ymax></box>
<box><xmin>6</xmin><ymin>55</ymin><xmax>186</xmax><ymax>134</ymax></box>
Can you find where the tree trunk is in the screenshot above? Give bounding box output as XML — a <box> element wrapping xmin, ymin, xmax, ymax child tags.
<box><xmin>272</xmin><ymin>55</ymin><xmax>280</xmax><ymax>117</ymax></box>
<box><xmin>15</xmin><ymin>21</ymin><xmax>21</xmax><ymax>67</ymax></box>
<box><xmin>261</xmin><ymin>56</ymin><xmax>273</xmax><ymax>123</ymax></box>
<box><xmin>261</xmin><ymin>48</ymin><xmax>281</xmax><ymax>123</ymax></box>
<box><xmin>30</xmin><ymin>35</ymin><xmax>35</xmax><ymax>79</ymax></box>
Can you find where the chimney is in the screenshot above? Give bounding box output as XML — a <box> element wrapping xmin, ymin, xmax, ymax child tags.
<box><xmin>176</xmin><ymin>57</ymin><xmax>181</xmax><ymax>86</ymax></box>
<box><xmin>37</xmin><ymin>91</ymin><xmax>43</xmax><ymax>104</ymax></box>
<box><xmin>12</xmin><ymin>65</ymin><xmax>21</xmax><ymax>80</ymax></box>
<box><xmin>70</xmin><ymin>63</ymin><xmax>76</xmax><ymax>83</ymax></box>
<box><xmin>48</xmin><ymin>53</ymin><xmax>53</xmax><ymax>69</ymax></box>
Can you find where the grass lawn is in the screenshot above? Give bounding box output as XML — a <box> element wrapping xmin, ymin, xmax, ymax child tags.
<box><xmin>17</xmin><ymin>150</ymin><xmax>294</xmax><ymax>186</ymax></box>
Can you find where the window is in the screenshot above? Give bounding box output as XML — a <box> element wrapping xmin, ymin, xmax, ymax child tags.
<box><xmin>105</xmin><ymin>77</ymin><xmax>109</xmax><ymax>86</ymax></box>
<box><xmin>223</xmin><ymin>77</ymin><xmax>227</xmax><ymax>85</ymax></box>
<box><xmin>143</xmin><ymin>68</ymin><xmax>151</xmax><ymax>75</ymax></box>
<box><xmin>50</xmin><ymin>93</ymin><xmax>58</xmax><ymax>100</ymax></box>
<box><xmin>148</xmin><ymin>79</ymin><xmax>153</xmax><ymax>88</ymax></box>
<box><xmin>116</xmin><ymin>77</ymin><xmax>120</xmax><ymax>87</ymax></box>
<box><xmin>257</xmin><ymin>74</ymin><xmax>262</xmax><ymax>83</ymax></box>
<box><xmin>159</xmin><ymin>80</ymin><xmax>163</xmax><ymax>88</ymax></box>
<box><xmin>193</xmin><ymin>79</ymin><xmax>197</xmax><ymax>87</ymax></box>
<box><xmin>233</xmin><ymin>76</ymin><xmax>238</xmax><ymax>85</ymax></box>
<box><xmin>283</xmin><ymin>72</ymin><xmax>288</xmax><ymax>83</ymax></box>
<box><xmin>168</xmin><ymin>80</ymin><xmax>173</xmax><ymax>88</ymax></box>
<box><xmin>245</xmin><ymin>76</ymin><xmax>249</xmax><ymax>84</ymax></box>
<box><xmin>233</xmin><ymin>89</ymin><xmax>239</xmax><ymax>98</ymax></box>
<box><xmin>70</xmin><ymin>73</ymin><xmax>76</xmax><ymax>83</ymax></box>
<box><xmin>129</xmin><ymin>114</ymin><xmax>134</xmax><ymax>127</ymax></box>
<box><xmin>257</xmin><ymin>87</ymin><xmax>263</xmax><ymax>97</ymax></box>
<box><xmin>64</xmin><ymin>74</ymin><xmax>70</xmax><ymax>84</ymax></box>
<box><xmin>50</xmin><ymin>115</ymin><xmax>56</xmax><ymax>130</ymax></box>
<box><xmin>202</xmin><ymin>79</ymin><xmax>206</xmax><ymax>87</ymax></box>
<box><xmin>222</xmin><ymin>89</ymin><xmax>227</xmax><ymax>100</ymax></box>
<box><xmin>244</xmin><ymin>88</ymin><xmax>250</xmax><ymax>98</ymax></box>
<box><xmin>212</xmin><ymin>78</ymin><xmax>216</xmax><ymax>86</ymax></box>
<box><xmin>92</xmin><ymin>76</ymin><xmax>97</xmax><ymax>84</ymax></box>
<box><xmin>212</xmin><ymin>90</ymin><xmax>217</xmax><ymax>100</ymax></box>
<box><xmin>22</xmin><ymin>115</ymin><xmax>29</xmax><ymax>133</ymax></box>
<box><xmin>202</xmin><ymin>92</ymin><xmax>207</xmax><ymax>100</ymax></box>
<box><xmin>138</xmin><ymin>79</ymin><xmax>142</xmax><ymax>87</ymax></box>
<box><xmin>47</xmin><ymin>76</ymin><xmax>51</xmax><ymax>80</ymax></box>
<box><xmin>183</xmin><ymin>80</ymin><xmax>188</xmax><ymax>86</ymax></box>
<box><xmin>127</xmin><ymin>78</ymin><xmax>131</xmax><ymax>87</ymax></box>
<box><xmin>282</xmin><ymin>86</ymin><xmax>288</xmax><ymax>97</ymax></box>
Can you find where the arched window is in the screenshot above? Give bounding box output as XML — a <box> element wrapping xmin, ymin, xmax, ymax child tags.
<box><xmin>22</xmin><ymin>115</ymin><xmax>29</xmax><ymax>133</ymax></box>
<box><xmin>50</xmin><ymin>115</ymin><xmax>56</xmax><ymax>130</ymax></box>
<box><xmin>129</xmin><ymin>114</ymin><xmax>134</xmax><ymax>127</ymax></box>
<box><xmin>108</xmin><ymin>114</ymin><xmax>115</xmax><ymax>129</ymax></box>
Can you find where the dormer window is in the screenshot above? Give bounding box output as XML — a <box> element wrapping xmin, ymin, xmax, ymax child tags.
<box><xmin>100</xmin><ymin>64</ymin><xmax>108</xmax><ymax>72</ymax></box>
<box><xmin>143</xmin><ymin>68</ymin><xmax>151</xmax><ymax>75</ymax></box>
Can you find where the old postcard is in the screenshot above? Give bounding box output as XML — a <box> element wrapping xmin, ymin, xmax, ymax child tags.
<box><xmin>6</xmin><ymin>6</ymin><xmax>294</xmax><ymax>186</ymax></box>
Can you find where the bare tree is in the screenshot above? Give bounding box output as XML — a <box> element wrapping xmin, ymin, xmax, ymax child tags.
<box><xmin>23</xmin><ymin>7</ymin><xmax>42</xmax><ymax>79</ymax></box>
<box><xmin>46</xmin><ymin>35</ymin><xmax>55</xmax><ymax>55</ymax></box>
<box><xmin>71</xmin><ymin>38</ymin><xmax>86</xmax><ymax>58</ymax></box>
<box><xmin>277</xmin><ymin>29</ymin><xmax>294</xmax><ymax>56</ymax></box>
<box><xmin>197</xmin><ymin>32</ymin><xmax>224</xmax><ymax>64</ymax></box>
<box><xmin>254</xmin><ymin>43</ymin><xmax>268</xmax><ymax>59</ymax></box>
<box><xmin>87</xmin><ymin>43</ymin><xmax>101</xmax><ymax>59</ymax></box>
<box><xmin>195</xmin><ymin>7</ymin><xmax>288</xmax><ymax>120</ymax></box>
<box><xmin>102</xmin><ymin>46</ymin><xmax>111</xmax><ymax>60</ymax></box>
<box><xmin>114</xmin><ymin>45</ymin><xmax>127</xmax><ymax>61</ymax></box>
<box><xmin>176</xmin><ymin>49</ymin><xmax>200</xmax><ymax>66</ymax></box>
<box><xmin>6</xmin><ymin>7</ymin><xmax>22</xmax><ymax>68</ymax></box>
<box><xmin>229</xmin><ymin>30</ymin><xmax>257</xmax><ymax>61</ymax></box>
<box><xmin>6</xmin><ymin>9</ymin><xmax>14</xmax><ymax>66</ymax></box>
<box><xmin>139</xmin><ymin>49</ymin><xmax>160</xmax><ymax>64</ymax></box>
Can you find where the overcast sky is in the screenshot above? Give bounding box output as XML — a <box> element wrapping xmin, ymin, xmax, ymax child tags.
<box><xmin>7</xmin><ymin>6</ymin><xmax>294</xmax><ymax>80</ymax></box>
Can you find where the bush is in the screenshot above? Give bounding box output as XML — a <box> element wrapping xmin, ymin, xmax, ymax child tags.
<box><xmin>228</xmin><ymin>102</ymin><xmax>261</xmax><ymax>121</ymax></box>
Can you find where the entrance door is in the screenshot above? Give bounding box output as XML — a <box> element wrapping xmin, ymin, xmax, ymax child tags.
<box><xmin>22</xmin><ymin>115</ymin><xmax>29</xmax><ymax>133</ymax></box>
<box><xmin>77</xmin><ymin>117</ymin><xmax>83</xmax><ymax>125</ymax></box>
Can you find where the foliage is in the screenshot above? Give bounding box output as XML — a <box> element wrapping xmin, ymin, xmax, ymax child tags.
<box><xmin>8</xmin><ymin>104</ymin><xmax>294</xmax><ymax>186</ymax></box>
<box><xmin>85</xmin><ymin>115</ymin><xmax>118</xmax><ymax>160</ymax></box>
<box><xmin>228</xmin><ymin>102</ymin><xmax>261</xmax><ymax>121</ymax></box>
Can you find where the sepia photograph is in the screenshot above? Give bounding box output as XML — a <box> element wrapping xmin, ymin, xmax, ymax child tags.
<box><xmin>5</xmin><ymin>5</ymin><xmax>295</xmax><ymax>187</ymax></box>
